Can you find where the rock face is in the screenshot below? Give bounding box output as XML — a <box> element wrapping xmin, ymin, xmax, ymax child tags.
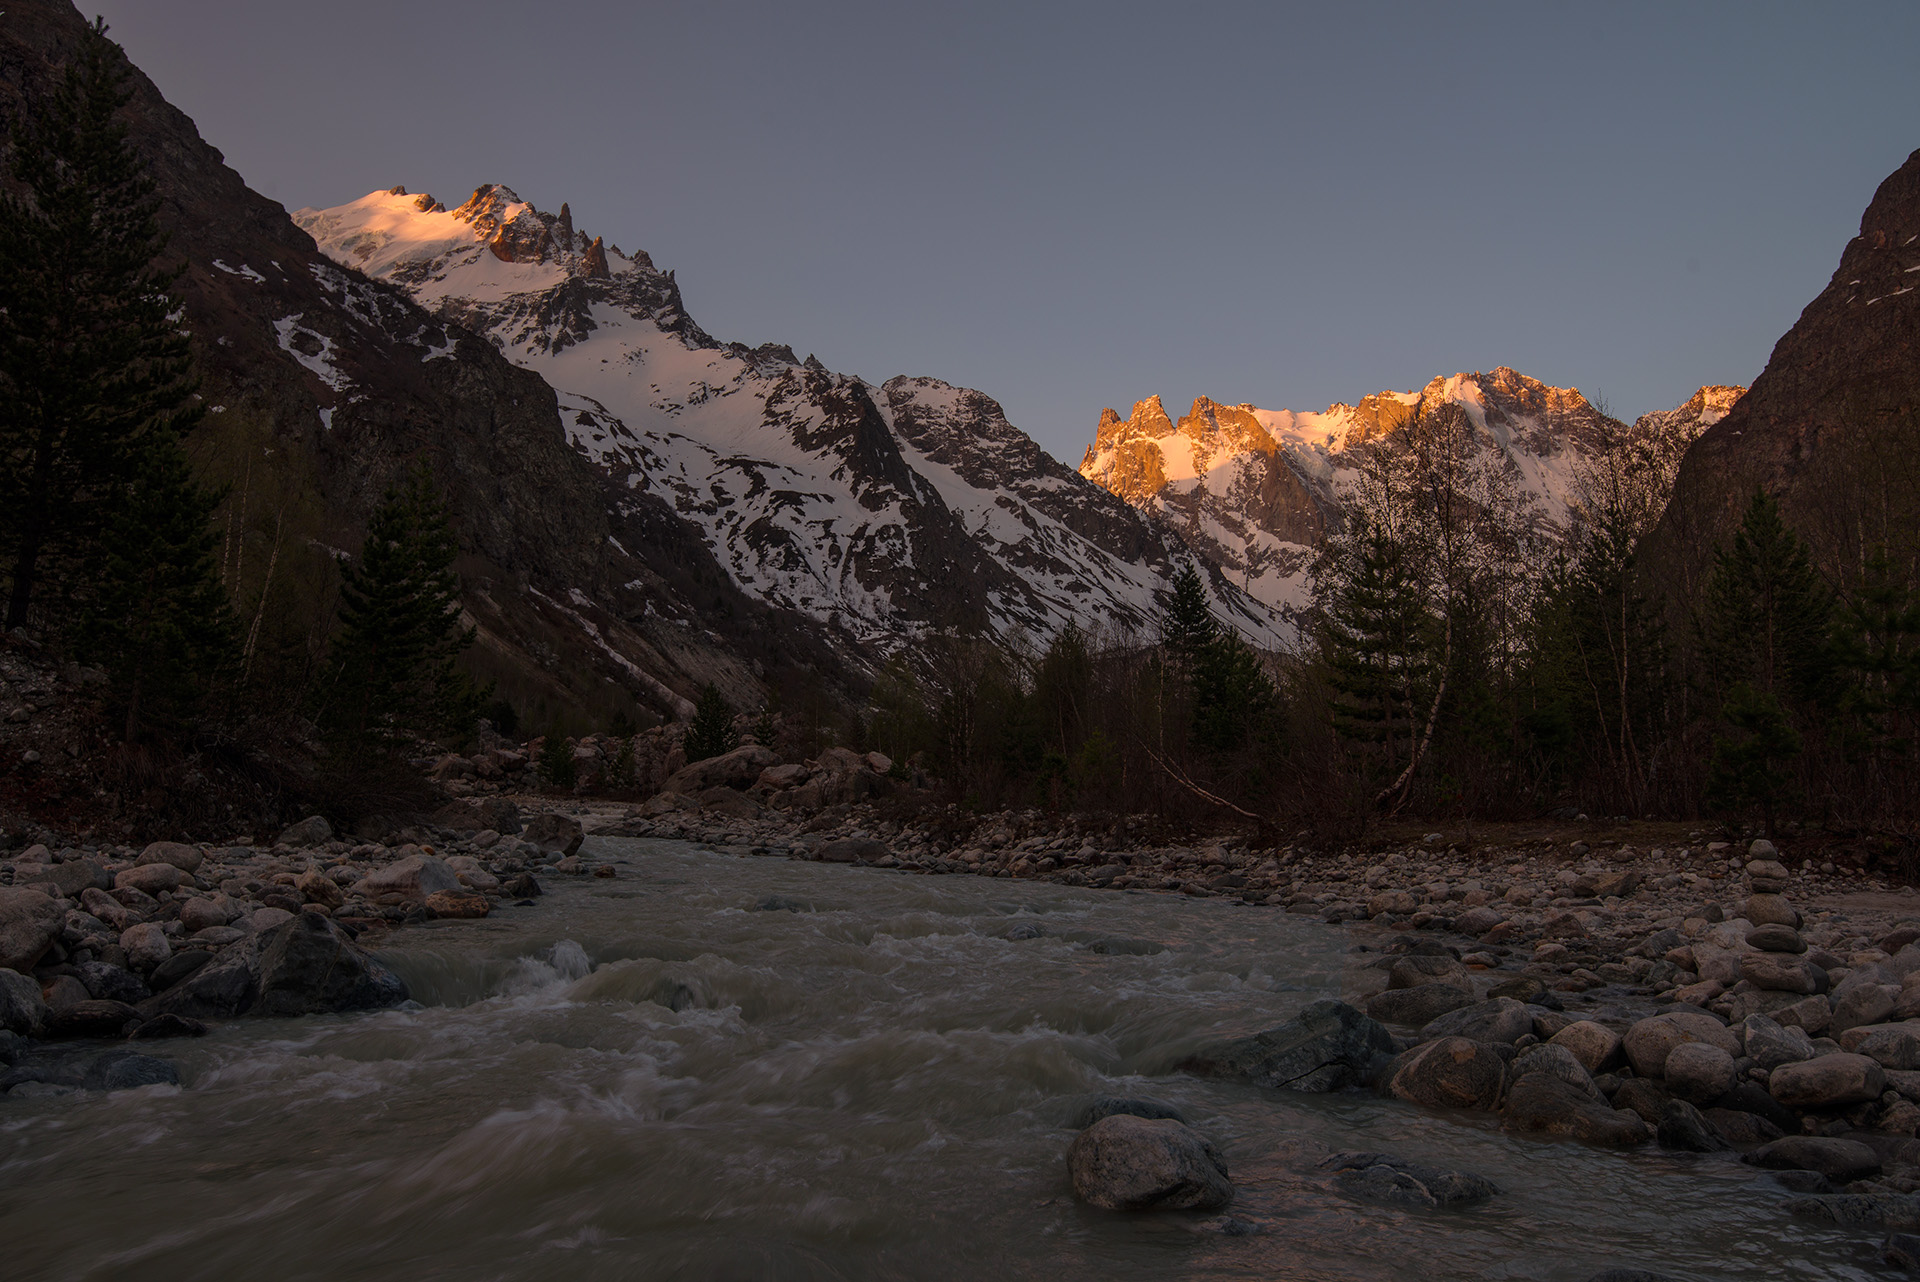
<box><xmin>292</xmin><ymin>184</ymin><xmax>1287</xmax><ymax>654</ymax></box>
<box><xmin>1079</xmin><ymin>373</ymin><xmax>1740</xmax><ymax>616</ymax></box>
<box><xmin>1180</xmin><ymin>999</ymin><xmax>1394</xmax><ymax>1092</ymax></box>
<box><xmin>1644</xmin><ymin>148</ymin><xmax>1920</xmax><ymax>602</ymax></box>
<box><xmin>0</xmin><ymin>0</ymin><xmax>865</xmax><ymax>729</ymax></box>
<box><xmin>1066</xmin><ymin>1114</ymin><xmax>1233</xmax><ymax>1212</ymax></box>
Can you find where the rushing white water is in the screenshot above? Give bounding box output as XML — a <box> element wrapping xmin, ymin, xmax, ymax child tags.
<box><xmin>0</xmin><ymin>840</ymin><xmax>1881</xmax><ymax>1280</ymax></box>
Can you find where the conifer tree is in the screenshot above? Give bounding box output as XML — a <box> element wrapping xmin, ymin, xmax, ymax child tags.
<box><xmin>683</xmin><ymin>683</ymin><xmax>737</xmax><ymax>763</ymax></box>
<box><xmin>1834</xmin><ymin>547</ymin><xmax>1920</xmax><ymax>756</ymax></box>
<box><xmin>1700</xmin><ymin>491</ymin><xmax>1834</xmax><ymax>704</ymax></box>
<box><xmin>320</xmin><ymin>464</ymin><xmax>479</xmax><ymax>762</ymax></box>
<box><xmin>80</xmin><ymin>439</ymin><xmax>237</xmax><ymax>741</ymax></box>
<box><xmin>537</xmin><ymin>731</ymin><xmax>577</xmax><ymax>791</ymax></box>
<box><xmin>1318</xmin><ymin>519</ymin><xmax>1435</xmax><ymax>773</ymax></box>
<box><xmin>0</xmin><ymin>19</ymin><xmax>199</xmax><ymax>628</ymax></box>
<box><xmin>1159</xmin><ymin>564</ymin><xmax>1218</xmax><ymax>667</ymax></box>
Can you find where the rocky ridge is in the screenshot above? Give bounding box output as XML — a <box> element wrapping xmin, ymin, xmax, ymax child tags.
<box><xmin>293</xmin><ymin>186</ymin><xmax>1289</xmax><ymax>649</ymax></box>
<box><xmin>1079</xmin><ymin>371</ymin><xmax>1742</xmax><ymax>616</ymax></box>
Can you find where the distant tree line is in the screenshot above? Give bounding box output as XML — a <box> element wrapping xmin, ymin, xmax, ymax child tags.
<box><xmin>866</xmin><ymin>397</ymin><xmax>1920</xmax><ymax>846</ymax></box>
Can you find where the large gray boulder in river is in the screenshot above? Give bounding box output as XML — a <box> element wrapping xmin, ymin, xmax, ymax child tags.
<box><xmin>1067</xmin><ymin>1114</ymin><xmax>1233</xmax><ymax>1211</ymax></box>
<box><xmin>1179</xmin><ymin>999</ymin><xmax>1394</xmax><ymax>1092</ymax></box>
<box><xmin>140</xmin><ymin>912</ymin><xmax>408</xmax><ymax>1020</ymax></box>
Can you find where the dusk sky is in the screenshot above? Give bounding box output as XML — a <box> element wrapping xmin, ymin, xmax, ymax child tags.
<box><xmin>93</xmin><ymin>1</ymin><xmax>1920</xmax><ymax>464</ymax></box>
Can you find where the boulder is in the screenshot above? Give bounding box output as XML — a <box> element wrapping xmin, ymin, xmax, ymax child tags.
<box><xmin>1743</xmin><ymin>1012</ymin><xmax>1817</xmax><ymax>1070</ymax></box>
<box><xmin>147</xmin><ymin>951</ymin><xmax>211</xmax><ymax>993</ymax></box>
<box><xmin>1180</xmin><ymin>999</ymin><xmax>1395</xmax><ymax>1092</ymax></box>
<box><xmin>1831</xmin><ymin>983</ymin><xmax>1900</xmax><ymax>1035</ymax></box>
<box><xmin>113</xmin><ymin>863</ymin><xmax>184</xmax><ymax>895</ymax></box>
<box><xmin>276</xmin><ymin>816</ymin><xmax>333</xmax><ymax>848</ymax></box>
<box><xmin>248</xmin><ymin>907</ymin><xmax>294</xmax><ymax>934</ymax></box>
<box><xmin>67</xmin><ymin>963</ymin><xmax>140</xmax><ymax>1007</ymax></box>
<box><xmin>0</xmin><ymin>888</ymin><xmax>64</xmax><ymax>973</ymax></box>
<box><xmin>1367</xmin><ymin>982</ymin><xmax>1473</xmax><ymax>1026</ymax></box>
<box><xmin>358</xmin><ymin>854</ymin><xmax>461</xmax><ymax>900</ymax></box>
<box><xmin>1611</xmin><ymin>1077</ymin><xmax>1673</xmax><ymax>1126</ymax></box>
<box><xmin>21</xmin><ymin>858</ymin><xmax>107</xmax><ymax>898</ymax></box>
<box><xmin>1366</xmin><ymin>890</ymin><xmax>1416</xmax><ymax>917</ymax></box>
<box><xmin>424</xmin><ymin>890</ymin><xmax>490</xmax><ymax>919</ymax></box>
<box><xmin>84</xmin><ymin>1051</ymin><xmax>180</xmax><ymax>1091</ymax></box>
<box><xmin>662</xmin><ymin>744</ymin><xmax>780</xmax><ymax>795</ymax></box>
<box><xmin>1621</xmin><ymin>1011</ymin><xmax>1739</xmax><ymax>1077</ymax></box>
<box><xmin>1740</xmin><ymin>951</ymin><xmax>1827</xmax><ymax>994</ymax></box>
<box><xmin>1319</xmin><ymin>1152</ymin><xmax>1498</xmax><ymax>1208</ymax></box>
<box><xmin>1854</xmin><ymin>1026</ymin><xmax>1920</xmax><ymax>1072</ymax></box>
<box><xmin>295</xmin><ymin>868</ymin><xmax>345</xmax><ymax>909</ymax></box>
<box><xmin>1747</xmin><ymin>1136</ymin><xmax>1881</xmax><ymax>1183</ymax></box>
<box><xmin>1656</xmin><ymin>1099</ymin><xmax>1732</xmax><ymax>1152</ymax></box>
<box><xmin>0</xmin><ymin>967</ymin><xmax>47</xmax><ymax>1035</ymax></box>
<box><xmin>177</xmin><ymin>897</ymin><xmax>228</xmax><ymax>933</ymax></box>
<box><xmin>1385</xmin><ymin>1036</ymin><xmax>1508</xmax><ymax>1110</ymax></box>
<box><xmin>120</xmin><ymin>922</ymin><xmax>171</xmax><ymax>971</ymax></box>
<box><xmin>138</xmin><ymin>948</ymin><xmax>257</xmax><ymax>1020</ymax></box>
<box><xmin>253</xmin><ymin>913</ymin><xmax>409</xmax><ymax>1017</ymax></box>
<box><xmin>1768</xmin><ymin>1053</ymin><xmax>1886</xmax><ymax>1109</ymax></box>
<box><xmin>1066</xmin><ymin>1114</ymin><xmax>1233</xmax><ymax>1211</ymax></box>
<box><xmin>47</xmin><ymin>999</ymin><xmax>141</xmax><ymax>1037</ymax></box>
<box><xmin>1783</xmin><ymin>1193</ymin><xmax>1920</xmax><ymax>1229</ymax></box>
<box><xmin>1547</xmin><ymin>1020</ymin><xmax>1625</xmax><ymax>1075</ymax></box>
<box><xmin>1703</xmin><ymin>1107</ymin><xmax>1783</xmax><ymax>1145</ymax></box>
<box><xmin>817</xmin><ymin>837</ymin><xmax>888</xmax><ymax>864</ymax></box>
<box><xmin>1502</xmin><ymin>1072</ymin><xmax>1649</xmax><ymax>1147</ymax></box>
<box><xmin>1509</xmin><ymin>1043</ymin><xmax>1605</xmax><ymax>1102</ymax></box>
<box><xmin>1417</xmin><ymin>997</ymin><xmax>1534</xmax><ymax>1046</ymax></box>
<box><xmin>1743</xmin><ymin>893</ymin><xmax>1800</xmax><ymax>928</ymax></box>
<box><xmin>1663</xmin><ymin>1042</ymin><xmax>1737</xmax><ymax>1104</ymax></box>
<box><xmin>136</xmin><ymin>842</ymin><xmax>204</xmax><ymax>873</ymax></box>
<box><xmin>1746</xmin><ymin>923</ymin><xmax>1805</xmax><ymax>953</ymax></box>
<box><xmin>1074</xmin><ymin>1096</ymin><xmax>1189</xmax><ymax>1128</ymax></box>
<box><xmin>521</xmin><ymin>813</ymin><xmax>584</xmax><ymax>856</ymax></box>
<box><xmin>1455</xmin><ymin>906</ymin><xmax>1506</xmax><ymax>936</ymax></box>
<box><xmin>1772</xmin><ymin>993</ymin><xmax>1833</xmax><ymax>1036</ymax></box>
<box><xmin>754</xmin><ymin>763</ymin><xmax>809</xmax><ymax>791</ymax></box>
<box><xmin>1386</xmin><ymin>954</ymin><xmax>1472</xmax><ymax>992</ymax></box>
<box><xmin>431</xmin><ymin>798</ymin><xmax>522</xmax><ymax>834</ymax></box>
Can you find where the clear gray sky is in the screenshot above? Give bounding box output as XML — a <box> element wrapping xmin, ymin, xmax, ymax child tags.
<box><xmin>92</xmin><ymin>0</ymin><xmax>1920</xmax><ymax>463</ymax></box>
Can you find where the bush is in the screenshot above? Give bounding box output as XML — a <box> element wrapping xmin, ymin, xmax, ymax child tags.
<box><xmin>537</xmin><ymin>732</ymin><xmax>576</xmax><ymax>791</ymax></box>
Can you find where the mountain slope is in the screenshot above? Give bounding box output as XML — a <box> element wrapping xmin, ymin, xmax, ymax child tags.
<box><xmin>1080</xmin><ymin>371</ymin><xmax>1742</xmax><ymax>614</ymax></box>
<box><xmin>295</xmin><ymin>187</ymin><xmax>1289</xmax><ymax>648</ymax></box>
<box><xmin>0</xmin><ymin>0</ymin><xmax>865</xmax><ymax>730</ymax></box>
<box><xmin>1644</xmin><ymin>147</ymin><xmax>1920</xmax><ymax>600</ymax></box>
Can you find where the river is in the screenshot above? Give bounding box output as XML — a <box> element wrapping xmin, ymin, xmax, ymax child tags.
<box><xmin>0</xmin><ymin>838</ymin><xmax>1880</xmax><ymax>1280</ymax></box>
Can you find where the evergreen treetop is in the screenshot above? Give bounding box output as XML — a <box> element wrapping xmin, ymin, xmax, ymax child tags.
<box><xmin>683</xmin><ymin>683</ymin><xmax>737</xmax><ymax>763</ymax></box>
<box><xmin>1159</xmin><ymin>564</ymin><xmax>1218</xmax><ymax>666</ymax></box>
<box><xmin>1700</xmin><ymin>490</ymin><xmax>1834</xmax><ymax>705</ymax></box>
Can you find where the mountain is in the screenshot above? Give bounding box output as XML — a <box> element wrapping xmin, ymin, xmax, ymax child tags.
<box><xmin>1643</xmin><ymin>147</ymin><xmax>1920</xmax><ymax>601</ymax></box>
<box><xmin>0</xmin><ymin>0</ymin><xmax>865</xmax><ymax>731</ymax></box>
<box><xmin>1079</xmin><ymin>370</ymin><xmax>1743</xmax><ymax>615</ymax></box>
<box><xmin>294</xmin><ymin>187</ymin><xmax>1289</xmax><ymax>648</ymax></box>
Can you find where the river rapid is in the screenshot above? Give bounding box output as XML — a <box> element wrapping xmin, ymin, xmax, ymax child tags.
<box><xmin>0</xmin><ymin>838</ymin><xmax>1882</xmax><ymax>1281</ymax></box>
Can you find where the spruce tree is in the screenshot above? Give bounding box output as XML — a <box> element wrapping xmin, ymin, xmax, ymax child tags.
<box><xmin>1319</xmin><ymin>519</ymin><xmax>1435</xmax><ymax>772</ymax></box>
<box><xmin>1160</xmin><ymin>564</ymin><xmax>1218</xmax><ymax>666</ymax></box>
<box><xmin>0</xmin><ymin>20</ymin><xmax>199</xmax><ymax>629</ymax></box>
<box><xmin>683</xmin><ymin>683</ymin><xmax>737</xmax><ymax>763</ymax></box>
<box><xmin>537</xmin><ymin>731</ymin><xmax>577</xmax><ymax>791</ymax></box>
<box><xmin>320</xmin><ymin>464</ymin><xmax>479</xmax><ymax>762</ymax></box>
<box><xmin>1700</xmin><ymin>491</ymin><xmax>1834</xmax><ymax>704</ymax></box>
<box><xmin>79</xmin><ymin>439</ymin><xmax>237</xmax><ymax>741</ymax></box>
<box><xmin>1833</xmin><ymin>547</ymin><xmax>1920</xmax><ymax>756</ymax></box>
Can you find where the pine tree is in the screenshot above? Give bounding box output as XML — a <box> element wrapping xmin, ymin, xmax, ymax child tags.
<box><xmin>1700</xmin><ymin>491</ymin><xmax>1834</xmax><ymax>704</ymax></box>
<box><xmin>78</xmin><ymin>439</ymin><xmax>237</xmax><ymax>741</ymax></box>
<box><xmin>0</xmin><ymin>20</ymin><xmax>200</xmax><ymax>629</ymax></box>
<box><xmin>320</xmin><ymin>464</ymin><xmax>479</xmax><ymax>762</ymax></box>
<box><xmin>1191</xmin><ymin>630</ymin><xmax>1279</xmax><ymax>755</ymax></box>
<box><xmin>537</xmin><ymin>731</ymin><xmax>577</xmax><ymax>791</ymax></box>
<box><xmin>1707</xmin><ymin>683</ymin><xmax>1801</xmax><ymax>837</ymax></box>
<box><xmin>1318</xmin><ymin>519</ymin><xmax>1436</xmax><ymax>773</ymax></box>
<box><xmin>1833</xmin><ymin>547</ymin><xmax>1920</xmax><ymax>756</ymax></box>
<box><xmin>1159</xmin><ymin>564</ymin><xmax>1218</xmax><ymax>667</ymax></box>
<box><xmin>683</xmin><ymin>683</ymin><xmax>737</xmax><ymax>763</ymax></box>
